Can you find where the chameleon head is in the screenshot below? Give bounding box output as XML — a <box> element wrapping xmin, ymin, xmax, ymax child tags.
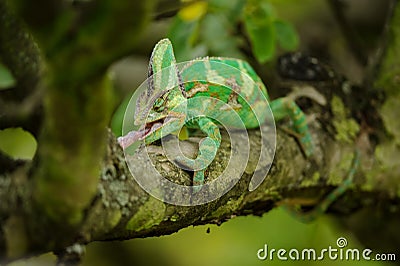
<box><xmin>118</xmin><ymin>38</ymin><xmax>188</xmax><ymax>149</ymax></box>
<box><xmin>136</xmin><ymin>86</ymin><xmax>187</xmax><ymax>144</ymax></box>
<box><xmin>134</xmin><ymin>38</ymin><xmax>188</xmax><ymax>145</ymax></box>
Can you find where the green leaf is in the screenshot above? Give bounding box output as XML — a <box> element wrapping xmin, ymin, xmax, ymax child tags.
<box><xmin>274</xmin><ymin>19</ymin><xmax>299</xmax><ymax>51</ymax></box>
<box><xmin>168</xmin><ymin>16</ymin><xmax>203</xmax><ymax>61</ymax></box>
<box><xmin>245</xmin><ymin>0</ymin><xmax>275</xmax><ymax>25</ymax></box>
<box><xmin>244</xmin><ymin>8</ymin><xmax>275</xmax><ymax>63</ymax></box>
<box><xmin>0</xmin><ymin>63</ymin><xmax>16</xmax><ymax>90</ymax></box>
<box><xmin>243</xmin><ymin>0</ymin><xmax>277</xmax><ymax>63</ymax></box>
<box><xmin>0</xmin><ymin>128</ymin><xmax>37</xmax><ymax>160</ymax></box>
<box><xmin>201</xmin><ymin>13</ymin><xmax>244</xmax><ymax>58</ymax></box>
<box><xmin>209</xmin><ymin>0</ymin><xmax>245</xmax><ymax>21</ymax></box>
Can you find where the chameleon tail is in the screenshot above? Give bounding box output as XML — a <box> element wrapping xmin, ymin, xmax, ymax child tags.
<box><xmin>283</xmin><ymin>150</ymin><xmax>360</xmax><ymax>223</ymax></box>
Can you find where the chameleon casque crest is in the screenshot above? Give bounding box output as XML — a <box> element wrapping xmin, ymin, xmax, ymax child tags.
<box><xmin>118</xmin><ymin>38</ymin><xmax>313</xmax><ymax>206</ymax></box>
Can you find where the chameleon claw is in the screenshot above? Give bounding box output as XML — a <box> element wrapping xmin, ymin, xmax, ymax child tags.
<box><xmin>192</xmin><ymin>170</ymin><xmax>205</xmax><ymax>193</ymax></box>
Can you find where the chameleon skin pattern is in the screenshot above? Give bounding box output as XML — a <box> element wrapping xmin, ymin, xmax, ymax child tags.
<box><xmin>123</xmin><ymin>38</ymin><xmax>314</xmax><ymax>188</ymax></box>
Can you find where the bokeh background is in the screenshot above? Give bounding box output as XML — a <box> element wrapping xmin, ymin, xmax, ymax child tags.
<box><xmin>2</xmin><ymin>0</ymin><xmax>394</xmax><ymax>265</ymax></box>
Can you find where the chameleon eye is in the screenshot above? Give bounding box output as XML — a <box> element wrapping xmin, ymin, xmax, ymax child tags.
<box><xmin>153</xmin><ymin>98</ymin><xmax>165</xmax><ymax>112</ymax></box>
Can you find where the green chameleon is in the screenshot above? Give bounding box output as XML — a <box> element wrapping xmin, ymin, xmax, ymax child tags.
<box><xmin>118</xmin><ymin>39</ymin><xmax>359</xmax><ymax>218</ymax></box>
<box><xmin>118</xmin><ymin>38</ymin><xmax>313</xmax><ymax>187</ymax></box>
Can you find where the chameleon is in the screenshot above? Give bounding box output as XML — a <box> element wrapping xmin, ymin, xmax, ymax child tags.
<box><xmin>118</xmin><ymin>38</ymin><xmax>361</xmax><ymax>221</ymax></box>
<box><xmin>118</xmin><ymin>38</ymin><xmax>314</xmax><ymax>189</ymax></box>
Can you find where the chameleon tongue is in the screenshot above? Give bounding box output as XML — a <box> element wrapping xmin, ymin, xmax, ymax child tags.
<box><xmin>118</xmin><ymin>122</ymin><xmax>163</xmax><ymax>149</ymax></box>
<box><xmin>117</xmin><ymin>129</ymin><xmax>147</xmax><ymax>149</ymax></box>
<box><xmin>151</xmin><ymin>122</ymin><xmax>163</xmax><ymax>131</ymax></box>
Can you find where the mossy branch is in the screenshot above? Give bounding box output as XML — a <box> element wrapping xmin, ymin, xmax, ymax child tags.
<box><xmin>0</xmin><ymin>112</ymin><xmax>378</xmax><ymax>261</ymax></box>
<box><xmin>3</xmin><ymin>85</ymin><xmax>398</xmax><ymax>260</ymax></box>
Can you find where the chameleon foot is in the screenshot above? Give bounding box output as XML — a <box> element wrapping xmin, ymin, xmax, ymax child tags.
<box><xmin>174</xmin><ymin>156</ymin><xmax>207</xmax><ymax>193</ymax></box>
<box><xmin>270</xmin><ymin>97</ymin><xmax>314</xmax><ymax>157</ymax></box>
<box><xmin>192</xmin><ymin>170</ymin><xmax>205</xmax><ymax>193</ymax></box>
<box><xmin>299</xmin><ymin>131</ymin><xmax>313</xmax><ymax>157</ymax></box>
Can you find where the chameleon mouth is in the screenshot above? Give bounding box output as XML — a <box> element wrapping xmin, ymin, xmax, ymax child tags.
<box><xmin>141</xmin><ymin>118</ymin><xmax>165</xmax><ymax>139</ymax></box>
<box><xmin>141</xmin><ymin>115</ymin><xmax>182</xmax><ymax>141</ymax></box>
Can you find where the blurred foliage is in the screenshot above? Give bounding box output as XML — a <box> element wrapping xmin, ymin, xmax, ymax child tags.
<box><xmin>111</xmin><ymin>95</ymin><xmax>131</xmax><ymax>137</ymax></box>
<box><xmin>0</xmin><ymin>62</ymin><xmax>16</xmax><ymax>90</ymax></box>
<box><xmin>168</xmin><ymin>0</ymin><xmax>298</xmax><ymax>62</ymax></box>
<box><xmin>0</xmin><ymin>128</ymin><xmax>37</xmax><ymax>160</ymax></box>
